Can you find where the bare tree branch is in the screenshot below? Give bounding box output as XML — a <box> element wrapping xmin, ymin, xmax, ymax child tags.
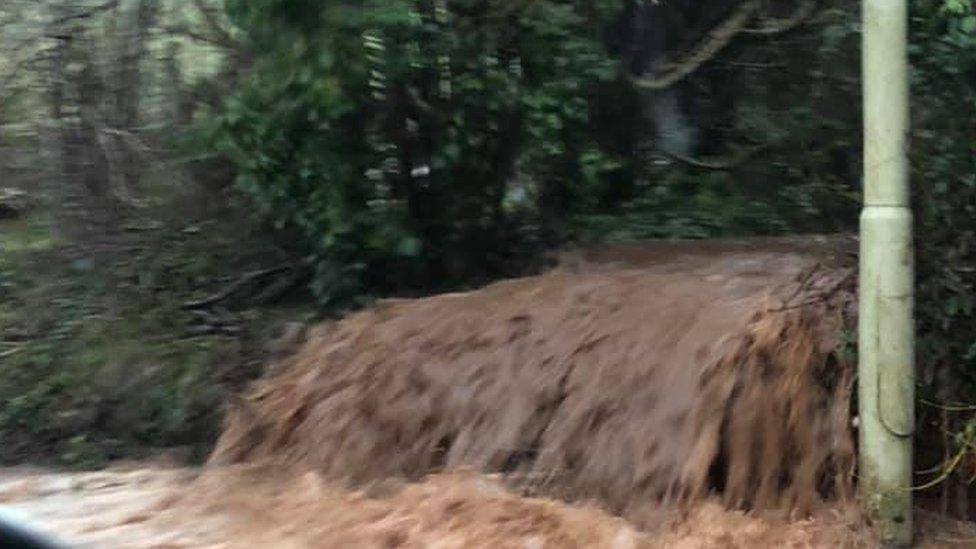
<box><xmin>52</xmin><ymin>0</ymin><xmax>120</xmax><ymax>26</ymax></box>
<box><xmin>163</xmin><ymin>24</ymin><xmax>237</xmax><ymax>50</ymax></box>
<box><xmin>664</xmin><ymin>143</ymin><xmax>769</xmax><ymax>171</ymax></box>
<box><xmin>741</xmin><ymin>1</ymin><xmax>817</xmax><ymax>35</ymax></box>
<box><xmin>631</xmin><ymin>0</ymin><xmax>761</xmax><ymax>91</ymax></box>
<box><xmin>190</xmin><ymin>0</ymin><xmax>239</xmax><ymax>49</ymax></box>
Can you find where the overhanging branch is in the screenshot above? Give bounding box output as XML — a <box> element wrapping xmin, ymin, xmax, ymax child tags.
<box><xmin>741</xmin><ymin>0</ymin><xmax>817</xmax><ymax>35</ymax></box>
<box><xmin>630</xmin><ymin>0</ymin><xmax>818</xmax><ymax>91</ymax></box>
<box><xmin>631</xmin><ymin>0</ymin><xmax>761</xmax><ymax>91</ymax></box>
<box><xmin>664</xmin><ymin>143</ymin><xmax>769</xmax><ymax>171</ymax></box>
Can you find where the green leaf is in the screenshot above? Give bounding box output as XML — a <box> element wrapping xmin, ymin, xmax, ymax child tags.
<box><xmin>396</xmin><ymin>237</ymin><xmax>423</xmax><ymax>257</ymax></box>
<box><xmin>962</xmin><ymin>15</ymin><xmax>976</xmax><ymax>33</ymax></box>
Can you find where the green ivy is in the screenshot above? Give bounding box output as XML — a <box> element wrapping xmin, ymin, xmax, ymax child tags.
<box><xmin>912</xmin><ymin>0</ymin><xmax>976</xmax><ymax>398</ymax></box>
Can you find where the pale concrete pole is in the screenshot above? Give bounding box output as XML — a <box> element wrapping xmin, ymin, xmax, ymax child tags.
<box><xmin>859</xmin><ymin>0</ymin><xmax>915</xmax><ymax>545</ymax></box>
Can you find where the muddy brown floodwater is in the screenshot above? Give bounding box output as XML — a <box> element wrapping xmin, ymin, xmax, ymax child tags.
<box><xmin>4</xmin><ymin>237</ymin><xmax>976</xmax><ymax>547</ymax></box>
<box><xmin>3</xmin><ymin>463</ymin><xmax>976</xmax><ymax>548</ymax></box>
<box><xmin>0</xmin><ymin>463</ymin><xmax>872</xmax><ymax>548</ymax></box>
<box><xmin>212</xmin><ymin>236</ymin><xmax>858</xmax><ymax>519</ymax></box>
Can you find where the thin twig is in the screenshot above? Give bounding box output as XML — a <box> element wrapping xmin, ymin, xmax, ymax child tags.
<box><xmin>914</xmin><ymin>446</ymin><xmax>966</xmax><ymax>492</ymax></box>
<box><xmin>766</xmin><ymin>269</ymin><xmax>855</xmax><ymax>313</ymax></box>
<box><xmin>781</xmin><ymin>263</ymin><xmax>823</xmax><ymax>306</ymax></box>
<box><xmin>183</xmin><ymin>267</ymin><xmax>292</xmax><ymax>309</ymax></box>
<box><xmin>163</xmin><ymin>25</ymin><xmax>237</xmax><ymax>50</ymax></box>
<box><xmin>52</xmin><ymin>0</ymin><xmax>120</xmax><ymax>26</ymax></box>
<box><xmin>665</xmin><ymin>144</ymin><xmax>769</xmax><ymax>171</ymax></box>
<box><xmin>740</xmin><ymin>1</ymin><xmax>817</xmax><ymax>35</ymax></box>
<box><xmin>0</xmin><ymin>345</ymin><xmax>25</xmax><ymax>359</ymax></box>
<box><xmin>920</xmin><ymin>398</ymin><xmax>976</xmax><ymax>412</ymax></box>
<box><xmin>934</xmin><ymin>535</ymin><xmax>976</xmax><ymax>545</ymax></box>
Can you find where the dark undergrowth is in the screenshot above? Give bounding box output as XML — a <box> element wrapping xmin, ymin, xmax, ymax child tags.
<box><xmin>0</xmin><ymin>198</ymin><xmax>316</xmax><ymax>468</ymax></box>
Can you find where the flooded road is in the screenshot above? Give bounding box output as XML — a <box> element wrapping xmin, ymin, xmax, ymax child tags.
<box><xmin>0</xmin><ymin>463</ymin><xmax>880</xmax><ymax>548</ymax></box>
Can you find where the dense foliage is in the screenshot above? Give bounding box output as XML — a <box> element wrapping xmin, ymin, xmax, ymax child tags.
<box><xmin>912</xmin><ymin>0</ymin><xmax>976</xmax><ymax>398</ymax></box>
<box><xmin>214</xmin><ymin>0</ymin><xmax>880</xmax><ymax>306</ymax></box>
<box><xmin>912</xmin><ymin>0</ymin><xmax>976</xmax><ymax>415</ymax></box>
<box><xmin>215</xmin><ymin>0</ymin><xmax>622</xmax><ymax>305</ymax></box>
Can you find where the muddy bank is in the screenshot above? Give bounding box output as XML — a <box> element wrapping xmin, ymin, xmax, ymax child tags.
<box><xmin>212</xmin><ymin>238</ymin><xmax>857</xmax><ymax>518</ymax></box>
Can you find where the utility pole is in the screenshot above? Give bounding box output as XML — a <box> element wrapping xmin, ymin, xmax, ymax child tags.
<box><xmin>859</xmin><ymin>0</ymin><xmax>914</xmax><ymax>546</ymax></box>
